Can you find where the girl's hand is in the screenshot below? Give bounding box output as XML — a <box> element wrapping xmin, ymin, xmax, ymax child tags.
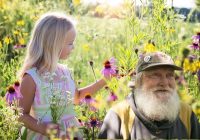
<box><xmin>45</xmin><ymin>123</ymin><xmax>60</xmax><ymax>137</ymax></box>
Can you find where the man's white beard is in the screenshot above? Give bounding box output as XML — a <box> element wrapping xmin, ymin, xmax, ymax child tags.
<box><xmin>134</xmin><ymin>86</ymin><xmax>180</xmax><ymax>122</ymax></box>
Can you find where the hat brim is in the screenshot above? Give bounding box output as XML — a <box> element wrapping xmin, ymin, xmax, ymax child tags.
<box><xmin>142</xmin><ymin>63</ymin><xmax>183</xmax><ymax>71</ymax></box>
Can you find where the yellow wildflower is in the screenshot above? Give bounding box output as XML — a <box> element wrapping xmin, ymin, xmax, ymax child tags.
<box><xmin>17</xmin><ymin>20</ymin><xmax>25</xmax><ymax>26</ymax></box>
<box><xmin>19</xmin><ymin>38</ymin><xmax>25</xmax><ymax>45</ymax></box>
<box><xmin>73</xmin><ymin>0</ymin><xmax>80</xmax><ymax>6</ymax></box>
<box><xmin>179</xmin><ymin>89</ymin><xmax>193</xmax><ymax>104</ymax></box>
<box><xmin>4</xmin><ymin>36</ymin><xmax>10</xmax><ymax>45</ymax></box>
<box><xmin>175</xmin><ymin>59</ymin><xmax>181</xmax><ymax>67</ymax></box>
<box><xmin>194</xmin><ymin>108</ymin><xmax>200</xmax><ymax>115</ymax></box>
<box><xmin>13</xmin><ymin>30</ymin><xmax>19</xmax><ymax>35</ymax></box>
<box><xmin>143</xmin><ymin>43</ymin><xmax>157</xmax><ymax>53</ymax></box>
<box><xmin>194</xmin><ymin>60</ymin><xmax>200</xmax><ymax>70</ymax></box>
<box><xmin>183</xmin><ymin>58</ymin><xmax>190</xmax><ymax>72</ymax></box>
<box><xmin>82</xmin><ymin>44</ymin><xmax>90</xmax><ymax>52</ymax></box>
<box><xmin>190</xmin><ymin>63</ymin><xmax>197</xmax><ymax>73</ymax></box>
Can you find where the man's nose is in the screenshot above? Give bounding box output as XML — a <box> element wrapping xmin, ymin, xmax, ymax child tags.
<box><xmin>158</xmin><ymin>76</ymin><xmax>169</xmax><ymax>87</ymax></box>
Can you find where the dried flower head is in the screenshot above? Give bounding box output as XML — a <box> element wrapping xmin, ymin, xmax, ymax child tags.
<box><xmin>7</xmin><ymin>86</ymin><xmax>15</xmax><ymax>94</ymax></box>
<box><xmin>14</xmin><ymin>81</ymin><xmax>20</xmax><ymax>87</ymax></box>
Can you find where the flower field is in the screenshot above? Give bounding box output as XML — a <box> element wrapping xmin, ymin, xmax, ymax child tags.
<box><xmin>0</xmin><ymin>0</ymin><xmax>199</xmax><ymax>139</ymax></box>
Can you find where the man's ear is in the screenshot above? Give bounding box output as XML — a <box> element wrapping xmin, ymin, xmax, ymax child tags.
<box><xmin>135</xmin><ymin>72</ymin><xmax>143</xmax><ymax>88</ymax></box>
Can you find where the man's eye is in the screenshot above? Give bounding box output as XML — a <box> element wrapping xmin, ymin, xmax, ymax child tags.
<box><xmin>167</xmin><ymin>73</ymin><xmax>174</xmax><ymax>78</ymax></box>
<box><xmin>149</xmin><ymin>74</ymin><xmax>159</xmax><ymax>79</ymax></box>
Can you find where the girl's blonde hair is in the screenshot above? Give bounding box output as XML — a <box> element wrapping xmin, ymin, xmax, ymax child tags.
<box><xmin>18</xmin><ymin>12</ymin><xmax>74</xmax><ymax>79</ymax></box>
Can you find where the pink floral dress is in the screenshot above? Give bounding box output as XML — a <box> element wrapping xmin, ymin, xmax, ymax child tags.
<box><xmin>25</xmin><ymin>64</ymin><xmax>81</xmax><ymax>140</ymax></box>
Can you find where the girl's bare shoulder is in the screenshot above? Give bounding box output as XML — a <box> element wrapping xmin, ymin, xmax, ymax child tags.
<box><xmin>20</xmin><ymin>74</ymin><xmax>36</xmax><ymax>95</ymax></box>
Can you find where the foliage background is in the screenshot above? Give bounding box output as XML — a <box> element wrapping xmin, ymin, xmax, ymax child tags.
<box><xmin>0</xmin><ymin>0</ymin><xmax>199</xmax><ymax>139</ymax></box>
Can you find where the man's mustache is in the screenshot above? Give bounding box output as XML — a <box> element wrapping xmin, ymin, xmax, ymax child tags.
<box><xmin>152</xmin><ymin>88</ymin><xmax>174</xmax><ymax>93</ymax></box>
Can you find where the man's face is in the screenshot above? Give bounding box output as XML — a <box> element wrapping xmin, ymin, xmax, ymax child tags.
<box><xmin>134</xmin><ymin>67</ymin><xmax>180</xmax><ymax>121</ymax></box>
<box><xmin>142</xmin><ymin>67</ymin><xmax>176</xmax><ymax>102</ymax></box>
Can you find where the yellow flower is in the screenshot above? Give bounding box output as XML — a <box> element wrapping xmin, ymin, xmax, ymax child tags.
<box><xmin>19</xmin><ymin>38</ymin><xmax>25</xmax><ymax>45</ymax></box>
<box><xmin>17</xmin><ymin>20</ymin><xmax>25</xmax><ymax>26</ymax></box>
<box><xmin>179</xmin><ymin>89</ymin><xmax>193</xmax><ymax>104</ymax></box>
<box><xmin>13</xmin><ymin>30</ymin><xmax>19</xmax><ymax>35</ymax></box>
<box><xmin>194</xmin><ymin>60</ymin><xmax>200</xmax><ymax>70</ymax></box>
<box><xmin>183</xmin><ymin>59</ymin><xmax>200</xmax><ymax>73</ymax></box>
<box><xmin>175</xmin><ymin>59</ymin><xmax>181</xmax><ymax>67</ymax></box>
<box><xmin>82</xmin><ymin>44</ymin><xmax>90</xmax><ymax>52</ymax></box>
<box><xmin>183</xmin><ymin>58</ymin><xmax>190</xmax><ymax>72</ymax></box>
<box><xmin>73</xmin><ymin>0</ymin><xmax>80</xmax><ymax>6</ymax></box>
<box><xmin>143</xmin><ymin>43</ymin><xmax>157</xmax><ymax>53</ymax></box>
<box><xmin>4</xmin><ymin>36</ymin><xmax>10</xmax><ymax>45</ymax></box>
<box><xmin>194</xmin><ymin>108</ymin><xmax>200</xmax><ymax>115</ymax></box>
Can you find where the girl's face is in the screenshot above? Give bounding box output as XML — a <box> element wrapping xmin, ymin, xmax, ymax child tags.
<box><xmin>60</xmin><ymin>27</ymin><xmax>76</xmax><ymax>59</ymax></box>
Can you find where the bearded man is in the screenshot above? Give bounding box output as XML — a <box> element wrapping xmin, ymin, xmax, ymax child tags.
<box><xmin>98</xmin><ymin>51</ymin><xmax>200</xmax><ymax>139</ymax></box>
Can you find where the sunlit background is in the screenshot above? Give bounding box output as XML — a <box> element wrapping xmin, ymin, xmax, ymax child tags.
<box><xmin>82</xmin><ymin>0</ymin><xmax>196</xmax><ymax>8</ymax></box>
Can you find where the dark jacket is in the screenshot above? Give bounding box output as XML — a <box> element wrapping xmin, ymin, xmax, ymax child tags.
<box><xmin>98</xmin><ymin>93</ymin><xmax>200</xmax><ymax>139</ymax></box>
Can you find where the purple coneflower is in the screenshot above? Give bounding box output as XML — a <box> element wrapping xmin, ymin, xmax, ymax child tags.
<box><xmin>101</xmin><ymin>57</ymin><xmax>117</xmax><ymax>77</ymax></box>
<box><xmin>107</xmin><ymin>92</ymin><xmax>118</xmax><ymax>102</ymax></box>
<box><xmin>81</xmin><ymin>95</ymin><xmax>96</xmax><ymax>105</ymax></box>
<box><xmin>189</xmin><ymin>43</ymin><xmax>200</xmax><ymax>50</ymax></box>
<box><xmin>5</xmin><ymin>86</ymin><xmax>19</xmax><ymax>105</ymax></box>
<box><xmin>90</xmin><ymin>117</ymin><xmax>97</xmax><ymax>127</ymax></box>
<box><xmin>84</xmin><ymin>117</ymin><xmax>102</xmax><ymax>128</ymax></box>
<box><xmin>192</xmin><ymin>32</ymin><xmax>200</xmax><ymax>40</ymax></box>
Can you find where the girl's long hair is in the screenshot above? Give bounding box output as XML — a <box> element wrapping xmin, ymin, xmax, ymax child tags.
<box><xmin>18</xmin><ymin>12</ymin><xmax>74</xmax><ymax>79</ymax></box>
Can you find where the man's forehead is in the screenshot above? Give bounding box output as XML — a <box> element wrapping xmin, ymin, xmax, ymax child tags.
<box><xmin>144</xmin><ymin>66</ymin><xmax>175</xmax><ymax>73</ymax></box>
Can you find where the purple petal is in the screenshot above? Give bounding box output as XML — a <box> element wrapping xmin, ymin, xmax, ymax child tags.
<box><xmin>189</xmin><ymin>44</ymin><xmax>200</xmax><ymax>50</ymax></box>
<box><xmin>5</xmin><ymin>92</ymin><xmax>18</xmax><ymax>104</ymax></box>
<box><xmin>101</xmin><ymin>68</ymin><xmax>116</xmax><ymax>77</ymax></box>
<box><xmin>192</xmin><ymin>35</ymin><xmax>200</xmax><ymax>40</ymax></box>
<box><xmin>109</xmin><ymin>57</ymin><xmax>116</xmax><ymax>65</ymax></box>
<box><xmin>14</xmin><ymin>85</ymin><xmax>23</xmax><ymax>98</ymax></box>
<box><xmin>107</xmin><ymin>93</ymin><xmax>118</xmax><ymax>101</ymax></box>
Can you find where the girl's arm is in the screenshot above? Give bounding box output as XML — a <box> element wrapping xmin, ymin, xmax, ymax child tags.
<box><xmin>74</xmin><ymin>78</ymin><xmax>106</xmax><ymax>104</ymax></box>
<box><xmin>19</xmin><ymin>74</ymin><xmax>57</xmax><ymax>136</ymax></box>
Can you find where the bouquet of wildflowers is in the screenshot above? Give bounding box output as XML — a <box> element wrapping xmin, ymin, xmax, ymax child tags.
<box><xmin>41</xmin><ymin>72</ymin><xmax>73</xmax><ymax>124</ymax></box>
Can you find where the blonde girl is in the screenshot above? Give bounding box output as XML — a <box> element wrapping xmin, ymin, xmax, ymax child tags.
<box><xmin>19</xmin><ymin>12</ymin><xmax>107</xmax><ymax>139</ymax></box>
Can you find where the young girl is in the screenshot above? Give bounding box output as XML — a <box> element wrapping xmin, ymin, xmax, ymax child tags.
<box><xmin>18</xmin><ymin>12</ymin><xmax>108</xmax><ymax>139</ymax></box>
